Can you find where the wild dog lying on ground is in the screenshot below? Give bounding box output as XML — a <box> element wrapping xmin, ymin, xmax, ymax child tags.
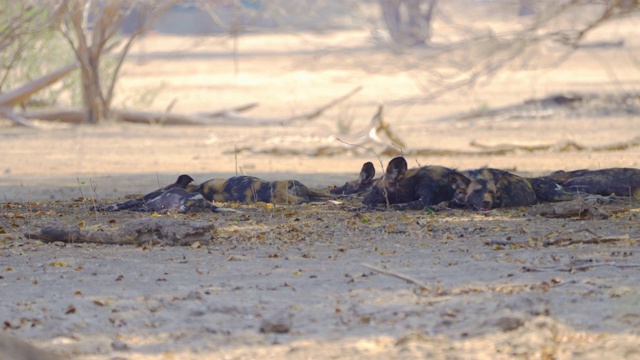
<box><xmin>545</xmin><ymin>169</ymin><xmax>591</xmax><ymax>184</ymax></box>
<box><xmin>362</xmin><ymin>157</ymin><xmax>468</xmax><ymax>210</ymax></box>
<box><xmin>195</xmin><ymin>176</ymin><xmax>333</xmax><ymax>204</ymax></box>
<box><xmin>451</xmin><ymin>169</ymin><xmax>579</xmax><ymax>210</ymax></box>
<box><xmin>546</xmin><ymin>168</ymin><xmax>640</xmax><ymax>198</ymax></box>
<box><xmin>92</xmin><ymin>174</ymin><xmax>195</xmax><ymax>212</ymax></box>
<box><xmin>330</xmin><ymin>162</ymin><xmax>376</xmax><ymax>196</ymax></box>
<box><xmin>525</xmin><ymin>176</ymin><xmax>577</xmax><ymax>202</ymax></box>
<box><xmin>451</xmin><ymin>169</ymin><xmax>538</xmax><ymax>210</ymax></box>
<box><xmin>128</xmin><ymin>188</ymin><xmax>236</xmax><ymax>213</ymax></box>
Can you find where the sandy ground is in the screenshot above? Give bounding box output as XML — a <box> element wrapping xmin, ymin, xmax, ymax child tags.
<box><xmin>2</xmin><ymin>25</ymin><xmax>640</xmax><ymax>359</ymax></box>
<box><xmin>2</xmin><ymin>198</ymin><xmax>640</xmax><ymax>360</ymax></box>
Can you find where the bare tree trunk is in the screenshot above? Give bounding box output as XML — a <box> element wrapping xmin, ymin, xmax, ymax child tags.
<box><xmin>78</xmin><ymin>53</ymin><xmax>104</xmax><ymax>124</ymax></box>
<box><xmin>380</xmin><ymin>0</ymin><xmax>403</xmax><ymax>44</ymax></box>
<box><xmin>60</xmin><ymin>0</ymin><xmax>178</xmax><ymax>124</ymax></box>
<box><xmin>379</xmin><ymin>0</ymin><xmax>437</xmax><ymax>46</ymax></box>
<box><xmin>63</xmin><ymin>0</ymin><xmax>103</xmax><ymax>123</ymax></box>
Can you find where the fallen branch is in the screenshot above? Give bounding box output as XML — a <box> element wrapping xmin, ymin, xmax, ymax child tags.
<box><xmin>527</xmin><ymin>198</ymin><xmax>610</xmax><ymax>219</ymax></box>
<box><xmin>18</xmin><ymin>106</ymin><xmax>273</xmax><ymax>125</ymax></box>
<box><xmin>544</xmin><ymin>235</ymin><xmax>635</xmax><ymax>247</ymax></box>
<box><xmin>0</xmin><ymin>62</ymin><xmax>78</xmax><ymax>107</ymax></box>
<box><xmin>469</xmin><ymin>141</ymin><xmax>553</xmax><ymax>152</ymax></box>
<box><xmin>196</xmin><ymin>102</ymin><xmax>259</xmax><ymax>117</ymax></box>
<box><xmin>15</xmin><ymin>86</ymin><xmax>362</xmax><ymax>126</ymax></box>
<box><xmin>362</xmin><ymin>263</ymin><xmax>430</xmax><ymax>290</ymax></box>
<box><xmin>0</xmin><ymin>107</ymin><xmax>36</xmax><ymax>127</ymax></box>
<box><xmin>25</xmin><ymin>218</ymin><xmax>215</xmax><ymax>246</ymax></box>
<box><xmin>587</xmin><ymin>136</ymin><xmax>640</xmax><ymax>152</ymax></box>
<box><xmin>113</xmin><ymin>109</ymin><xmax>212</xmax><ymax>125</ymax></box>
<box><xmin>20</xmin><ymin>107</ymin><xmax>229</xmax><ymax>125</ymax></box>
<box><xmin>543</xmin><ymin>232</ymin><xmax>634</xmax><ymax>247</ymax></box>
<box><xmin>20</xmin><ymin>108</ymin><xmax>84</xmax><ymax>123</ymax></box>
<box><xmin>471</xmin><ymin>136</ymin><xmax>640</xmax><ymax>153</ymax></box>
<box><xmin>523</xmin><ymin>262</ymin><xmax>640</xmax><ymax>273</ymax></box>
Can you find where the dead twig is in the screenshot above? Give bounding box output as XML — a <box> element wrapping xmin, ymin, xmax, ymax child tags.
<box><xmin>362</xmin><ymin>263</ymin><xmax>430</xmax><ymax>290</ymax></box>
<box><xmin>523</xmin><ymin>262</ymin><xmax>640</xmax><ymax>273</ymax></box>
<box><xmin>543</xmin><ymin>234</ymin><xmax>634</xmax><ymax>247</ymax></box>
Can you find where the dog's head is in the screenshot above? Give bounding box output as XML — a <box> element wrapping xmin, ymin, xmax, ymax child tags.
<box><xmin>464</xmin><ymin>178</ymin><xmax>499</xmax><ymax>210</ymax></box>
<box><xmin>363</xmin><ymin>157</ymin><xmax>408</xmax><ymax>206</ymax></box>
<box><xmin>174</xmin><ymin>174</ymin><xmax>195</xmax><ymax>189</ymax></box>
<box><xmin>331</xmin><ymin>162</ymin><xmax>376</xmax><ymax>195</ymax></box>
<box><xmin>449</xmin><ymin>170</ymin><xmax>506</xmax><ymax>211</ymax></box>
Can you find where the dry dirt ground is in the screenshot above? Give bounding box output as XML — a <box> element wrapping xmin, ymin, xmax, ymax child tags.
<box><xmin>2</xmin><ymin>27</ymin><xmax>640</xmax><ymax>359</ymax></box>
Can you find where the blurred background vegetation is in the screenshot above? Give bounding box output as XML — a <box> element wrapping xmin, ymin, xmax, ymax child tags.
<box><xmin>1</xmin><ymin>0</ymin><xmax>639</xmax><ymax>125</ymax></box>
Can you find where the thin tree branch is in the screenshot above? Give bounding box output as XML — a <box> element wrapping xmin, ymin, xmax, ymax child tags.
<box><xmin>363</xmin><ymin>263</ymin><xmax>431</xmax><ymax>291</ymax></box>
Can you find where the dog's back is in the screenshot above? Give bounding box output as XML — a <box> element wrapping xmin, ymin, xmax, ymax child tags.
<box><xmin>198</xmin><ymin>176</ymin><xmax>331</xmax><ymax>204</ymax></box>
<box><xmin>545</xmin><ymin>169</ymin><xmax>590</xmax><ymax>183</ymax></box>
<box><xmin>493</xmin><ymin>171</ymin><xmax>537</xmax><ymax>207</ymax></box>
<box><xmin>560</xmin><ymin>168</ymin><xmax>640</xmax><ymax>197</ymax></box>
<box><xmin>526</xmin><ymin>176</ymin><xmax>576</xmax><ymax>202</ymax></box>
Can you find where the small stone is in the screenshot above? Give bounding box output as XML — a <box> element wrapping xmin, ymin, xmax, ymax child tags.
<box><xmin>185</xmin><ymin>290</ymin><xmax>203</xmax><ymax>301</ymax></box>
<box><xmin>259</xmin><ymin>310</ymin><xmax>293</xmax><ymax>334</ymax></box>
<box><xmin>111</xmin><ymin>339</ymin><xmax>129</xmax><ymax>351</ymax></box>
<box><xmin>189</xmin><ymin>306</ymin><xmax>207</xmax><ymax>317</ymax></box>
<box><xmin>491</xmin><ymin>316</ymin><xmax>525</xmax><ymax>332</ymax></box>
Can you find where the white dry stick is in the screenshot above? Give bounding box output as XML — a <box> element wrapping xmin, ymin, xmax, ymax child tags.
<box><xmin>362</xmin><ymin>263</ymin><xmax>430</xmax><ymax>290</ymax></box>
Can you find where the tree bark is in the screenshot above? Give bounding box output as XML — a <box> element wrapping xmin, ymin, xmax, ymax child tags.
<box><xmin>379</xmin><ymin>0</ymin><xmax>437</xmax><ymax>46</ymax></box>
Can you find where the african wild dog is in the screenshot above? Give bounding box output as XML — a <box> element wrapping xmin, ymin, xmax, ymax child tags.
<box><xmin>128</xmin><ymin>188</ymin><xmax>232</xmax><ymax>213</ymax></box>
<box><xmin>545</xmin><ymin>169</ymin><xmax>591</xmax><ymax>184</ymax></box>
<box><xmin>330</xmin><ymin>162</ymin><xmax>376</xmax><ymax>196</ymax></box>
<box><xmin>451</xmin><ymin>169</ymin><xmax>537</xmax><ymax>210</ymax></box>
<box><xmin>525</xmin><ymin>176</ymin><xmax>576</xmax><ymax>202</ymax></box>
<box><xmin>362</xmin><ymin>157</ymin><xmax>468</xmax><ymax>210</ymax></box>
<box><xmin>547</xmin><ymin>168</ymin><xmax>640</xmax><ymax>198</ymax></box>
<box><xmin>93</xmin><ymin>174</ymin><xmax>195</xmax><ymax>212</ymax></box>
<box><xmin>195</xmin><ymin>176</ymin><xmax>332</xmax><ymax>204</ymax></box>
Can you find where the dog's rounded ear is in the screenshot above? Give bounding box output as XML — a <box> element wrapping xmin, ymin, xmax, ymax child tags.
<box><xmin>385</xmin><ymin>157</ymin><xmax>407</xmax><ymax>182</ymax></box>
<box><xmin>448</xmin><ymin>172</ymin><xmax>470</xmax><ymax>190</ymax></box>
<box><xmin>359</xmin><ymin>162</ymin><xmax>376</xmax><ymax>183</ymax></box>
